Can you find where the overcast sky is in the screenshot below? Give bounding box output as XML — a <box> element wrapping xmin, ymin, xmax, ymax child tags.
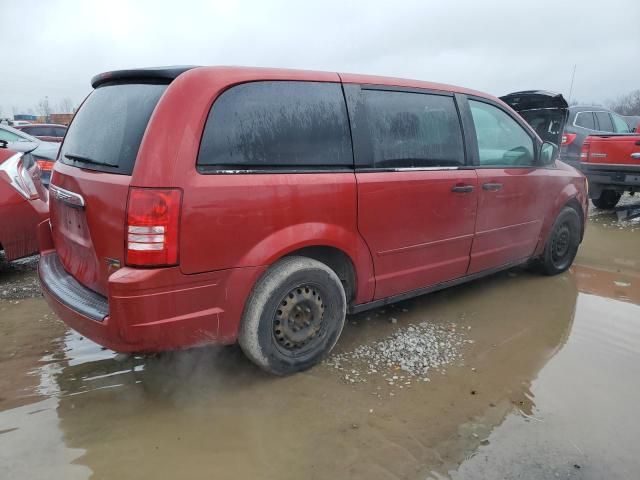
<box><xmin>2</xmin><ymin>0</ymin><xmax>639</xmax><ymax>116</ymax></box>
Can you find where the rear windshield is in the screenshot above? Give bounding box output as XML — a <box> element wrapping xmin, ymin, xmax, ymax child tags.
<box><xmin>60</xmin><ymin>83</ymin><xmax>167</xmax><ymax>174</ymax></box>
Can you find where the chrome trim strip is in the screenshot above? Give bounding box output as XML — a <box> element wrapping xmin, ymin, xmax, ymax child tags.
<box><xmin>203</xmin><ymin>166</ymin><xmax>461</xmax><ymax>174</ymax></box>
<box><xmin>388</xmin><ymin>166</ymin><xmax>460</xmax><ymax>172</ymax></box>
<box><xmin>49</xmin><ymin>184</ymin><xmax>85</xmax><ymax>208</ymax></box>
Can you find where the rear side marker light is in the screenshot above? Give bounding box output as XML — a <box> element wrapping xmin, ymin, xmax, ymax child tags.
<box><xmin>580</xmin><ymin>138</ymin><xmax>591</xmax><ymax>162</ymax></box>
<box><xmin>126</xmin><ymin>188</ymin><xmax>182</xmax><ymax>267</ymax></box>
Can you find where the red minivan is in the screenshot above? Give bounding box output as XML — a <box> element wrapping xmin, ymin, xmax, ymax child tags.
<box><xmin>38</xmin><ymin>67</ymin><xmax>588</xmax><ymax>374</ymax></box>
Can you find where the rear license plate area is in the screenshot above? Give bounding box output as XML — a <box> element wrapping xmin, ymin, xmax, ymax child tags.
<box><xmin>57</xmin><ymin>204</ymin><xmax>89</xmax><ymax>242</ymax></box>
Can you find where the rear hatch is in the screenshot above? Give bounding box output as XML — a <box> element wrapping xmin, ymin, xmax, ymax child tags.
<box><xmin>49</xmin><ymin>69</ymin><xmax>190</xmax><ymax>296</ymax></box>
<box><xmin>500</xmin><ymin>90</ymin><xmax>569</xmax><ymax>146</ymax></box>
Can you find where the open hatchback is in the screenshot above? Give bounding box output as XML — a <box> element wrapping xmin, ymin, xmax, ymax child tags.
<box><xmin>500</xmin><ymin>90</ymin><xmax>569</xmax><ymax>147</ymax></box>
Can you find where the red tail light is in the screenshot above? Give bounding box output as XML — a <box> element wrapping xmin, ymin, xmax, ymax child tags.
<box><xmin>580</xmin><ymin>138</ymin><xmax>591</xmax><ymax>162</ymax></box>
<box><xmin>125</xmin><ymin>188</ymin><xmax>182</xmax><ymax>267</ymax></box>
<box><xmin>0</xmin><ymin>152</ymin><xmax>40</xmax><ymax>199</ymax></box>
<box><xmin>34</xmin><ymin>158</ymin><xmax>55</xmax><ymax>171</ymax></box>
<box><xmin>561</xmin><ymin>133</ymin><xmax>577</xmax><ymax>146</ymax></box>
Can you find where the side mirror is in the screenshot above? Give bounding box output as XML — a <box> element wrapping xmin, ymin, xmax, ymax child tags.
<box><xmin>539</xmin><ymin>141</ymin><xmax>558</xmax><ymax>165</ymax></box>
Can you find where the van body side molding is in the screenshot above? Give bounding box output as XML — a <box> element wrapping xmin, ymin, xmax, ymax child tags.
<box><xmin>349</xmin><ymin>258</ymin><xmax>527</xmax><ymax>314</ymax></box>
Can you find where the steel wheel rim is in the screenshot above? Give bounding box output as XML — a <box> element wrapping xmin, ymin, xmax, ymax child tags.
<box><xmin>273</xmin><ymin>284</ymin><xmax>326</xmax><ymax>355</ymax></box>
<box><xmin>551</xmin><ymin>222</ymin><xmax>572</xmax><ymax>267</ymax></box>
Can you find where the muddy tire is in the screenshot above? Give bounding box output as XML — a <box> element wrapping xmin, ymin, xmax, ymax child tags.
<box><xmin>538</xmin><ymin>207</ymin><xmax>581</xmax><ymax>276</ymax></box>
<box><xmin>592</xmin><ymin>189</ymin><xmax>621</xmax><ymax>209</ymax></box>
<box><xmin>238</xmin><ymin>256</ymin><xmax>346</xmax><ymax>375</ymax></box>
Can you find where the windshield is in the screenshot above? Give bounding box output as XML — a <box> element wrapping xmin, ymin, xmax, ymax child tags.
<box><xmin>59</xmin><ymin>83</ymin><xmax>167</xmax><ymax>174</ymax></box>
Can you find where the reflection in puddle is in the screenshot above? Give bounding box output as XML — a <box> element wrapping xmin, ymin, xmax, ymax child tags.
<box><xmin>0</xmin><ymin>398</ymin><xmax>91</xmax><ymax>479</ymax></box>
<box><xmin>574</xmin><ymin>264</ymin><xmax>639</xmax><ymax>305</ymax></box>
<box><xmin>0</xmin><ymin>214</ymin><xmax>638</xmax><ymax>479</ymax></box>
<box><xmin>0</xmin><ymin>270</ymin><xmax>581</xmax><ymax>479</ymax></box>
<box><xmin>449</xmin><ymin>293</ymin><xmax>640</xmax><ymax>480</ymax></box>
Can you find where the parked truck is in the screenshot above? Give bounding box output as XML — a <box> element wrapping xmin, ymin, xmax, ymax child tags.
<box><xmin>580</xmin><ymin>133</ymin><xmax>640</xmax><ymax>208</ymax></box>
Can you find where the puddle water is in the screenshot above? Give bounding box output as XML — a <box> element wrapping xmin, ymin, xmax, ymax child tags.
<box><xmin>447</xmin><ymin>292</ymin><xmax>640</xmax><ymax>480</ymax></box>
<box><xmin>1</xmin><ymin>208</ymin><xmax>639</xmax><ymax>479</ymax></box>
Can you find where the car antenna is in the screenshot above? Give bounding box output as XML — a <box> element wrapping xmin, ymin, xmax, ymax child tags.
<box><xmin>568</xmin><ymin>64</ymin><xmax>577</xmax><ymax>104</ymax></box>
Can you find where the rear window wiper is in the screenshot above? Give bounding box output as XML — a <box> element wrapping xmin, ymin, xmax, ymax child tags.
<box><xmin>64</xmin><ymin>153</ymin><xmax>119</xmax><ymax>168</ymax></box>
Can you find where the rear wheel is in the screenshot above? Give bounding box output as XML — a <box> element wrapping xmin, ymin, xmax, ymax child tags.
<box><xmin>538</xmin><ymin>207</ymin><xmax>581</xmax><ymax>275</ymax></box>
<box><xmin>592</xmin><ymin>189</ymin><xmax>621</xmax><ymax>209</ymax></box>
<box><xmin>238</xmin><ymin>256</ymin><xmax>346</xmax><ymax>375</ymax></box>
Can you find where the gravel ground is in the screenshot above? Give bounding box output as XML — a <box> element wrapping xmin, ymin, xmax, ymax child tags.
<box><xmin>0</xmin><ymin>253</ymin><xmax>41</xmax><ymax>300</ymax></box>
<box><xmin>326</xmin><ymin>320</ymin><xmax>469</xmax><ymax>386</ymax></box>
<box><xmin>588</xmin><ymin>193</ymin><xmax>640</xmax><ymax>231</ymax></box>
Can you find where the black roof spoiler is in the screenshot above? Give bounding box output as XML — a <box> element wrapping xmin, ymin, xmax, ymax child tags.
<box><xmin>500</xmin><ymin>90</ymin><xmax>568</xmax><ymax>112</ymax></box>
<box><xmin>91</xmin><ymin>66</ymin><xmax>199</xmax><ymax>88</ymax></box>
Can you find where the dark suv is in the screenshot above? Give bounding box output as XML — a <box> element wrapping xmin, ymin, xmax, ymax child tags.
<box><xmin>560</xmin><ymin>106</ymin><xmax>632</xmax><ymax>166</ymax></box>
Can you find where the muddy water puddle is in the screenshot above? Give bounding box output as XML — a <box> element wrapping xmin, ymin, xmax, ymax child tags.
<box><xmin>1</xmin><ymin>206</ymin><xmax>639</xmax><ymax>479</ymax></box>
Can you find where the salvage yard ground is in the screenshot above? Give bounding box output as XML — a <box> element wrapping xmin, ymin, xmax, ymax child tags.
<box><xmin>1</xmin><ymin>196</ymin><xmax>639</xmax><ymax>480</ymax></box>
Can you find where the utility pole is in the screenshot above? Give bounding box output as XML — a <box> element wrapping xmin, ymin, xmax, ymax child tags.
<box><xmin>568</xmin><ymin>64</ymin><xmax>577</xmax><ymax>104</ymax></box>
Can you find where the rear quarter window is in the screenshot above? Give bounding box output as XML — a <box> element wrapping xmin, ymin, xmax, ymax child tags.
<box><xmin>574</xmin><ymin>111</ymin><xmax>595</xmax><ymax>130</ymax></box>
<box><xmin>197</xmin><ymin>81</ymin><xmax>352</xmax><ymax>171</ymax></box>
<box><xmin>594</xmin><ymin>111</ymin><xmax>614</xmax><ymax>132</ymax></box>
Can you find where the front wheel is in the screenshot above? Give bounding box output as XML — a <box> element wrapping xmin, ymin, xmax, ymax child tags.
<box><xmin>538</xmin><ymin>207</ymin><xmax>582</xmax><ymax>276</ymax></box>
<box><xmin>592</xmin><ymin>189</ymin><xmax>621</xmax><ymax>209</ymax></box>
<box><xmin>238</xmin><ymin>256</ymin><xmax>346</xmax><ymax>375</ymax></box>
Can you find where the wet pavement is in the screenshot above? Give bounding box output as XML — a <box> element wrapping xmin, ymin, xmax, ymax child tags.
<box><xmin>1</xmin><ymin>197</ymin><xmax>639</xmax><ymax>479</ymax></box>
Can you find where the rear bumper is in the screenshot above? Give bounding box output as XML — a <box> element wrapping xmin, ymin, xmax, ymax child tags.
<box><xmin>580</xmin><ymin>163</ymin><xmax>640</xmax><ymax>196</ymax></box>
<box><xmin>37</xmin><ymin>224</ymin><xmax>265</xmax><ymax>353</ymax></box>
<box><xmin>39</xmin><ymin>253</ymin><xmax>109</xmax><ymax>320</ymax></box>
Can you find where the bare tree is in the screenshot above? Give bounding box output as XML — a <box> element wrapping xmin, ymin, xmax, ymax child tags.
<box><xmin>58</xmin><ymin>97</ymin><xmax>74</xmax><ymax>113</ymax></box>
<box><xmin>570</xmin><ymin>98</ymin><xmax>603</xmax><ymax>107</ymax></box>
<box><xmin>607</xmin><ymin>90</ymin><xmax>640</xmax><ymax>116</ymax></box>
<box><xmin>36</xmin><ymin>96</ymin><xmax>52</xmax><ymax>120</ymax></box>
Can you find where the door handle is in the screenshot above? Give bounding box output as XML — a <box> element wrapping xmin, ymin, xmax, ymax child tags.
<box><xmin>451</xmin><ymin>184</ymin><xmax>474</xmax><ymax>193</ymax></box>
<box><xmin>482</xmin><ymin>182</ymin><xmax>503</xmax><ymax>191</ymax></box>
<box><xmin>631</xmin><ymin>153</ymin><xmax>640</xmax><ymax>160</ymax></box>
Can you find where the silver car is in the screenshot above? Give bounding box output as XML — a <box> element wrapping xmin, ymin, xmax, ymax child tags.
<box><xmin>0</xmin><ymin>124</ymin><xmax>58</xmax><ymax>186</ymax></box>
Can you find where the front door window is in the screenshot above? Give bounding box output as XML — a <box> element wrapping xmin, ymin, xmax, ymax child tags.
<box><xmin>469</xmin><ymin>100</ymin><xmax>535</xmax><ymax>167</ymax></box>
